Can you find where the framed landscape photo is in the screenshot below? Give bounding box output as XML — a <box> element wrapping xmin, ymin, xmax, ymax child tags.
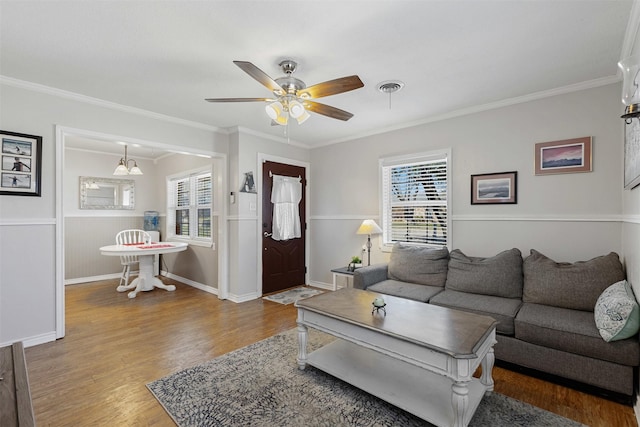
<box><xmin>624</xmin><ymin>120</ymin><xmax>640</xmax><ymax>189</ymax></box>
<box><xmin>535</xmin><ymin>136</ymin><xmax>592</xmax><ymax>175</ymax></box>
<box><xmin>1</xmin><ymin>130</ymin><xmax>42</xmax><ymax>197</ymax></box>
<box><xmin>471</xmin><ymin>171</ymin><xmax>517</xmax><ymax>205</ymax></box>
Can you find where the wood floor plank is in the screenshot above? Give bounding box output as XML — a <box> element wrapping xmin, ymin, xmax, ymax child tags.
<box><xmin>23</xmin><ymin>279</ymin><xmax>637</xmax><ymax>426</ymax></box>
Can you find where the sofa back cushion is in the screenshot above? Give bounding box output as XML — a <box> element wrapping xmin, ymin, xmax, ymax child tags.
<box><xmin>523</xmin><ymin>250</ymin><xmax>626</xmax><ymax>311</ymax></box>
<box><xmin>387</xmin><ymin>243</ymin><xmax>449</xmax><ymax>287</ymax></box>
<box><xmin>445</xmin><ymin>248</ymin><xmax>523</xmax><ymax>298</ymax></box>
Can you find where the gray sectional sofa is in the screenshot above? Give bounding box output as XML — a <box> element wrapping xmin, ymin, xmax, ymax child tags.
<box><xmin>353</xmin><ymin>243</ymin><xmax>639</xmax><ymax>401</ymax></box>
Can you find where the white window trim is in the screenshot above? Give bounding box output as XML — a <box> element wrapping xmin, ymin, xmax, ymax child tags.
<box><xmin>166</xmin><ymin>166</ymin><xmax>214</xmax><ymax>248</ymax></box>
<box><xmin>379</xmin><ymin>148</ymin><xmax>452</xmax><ymax>252</ymax></box>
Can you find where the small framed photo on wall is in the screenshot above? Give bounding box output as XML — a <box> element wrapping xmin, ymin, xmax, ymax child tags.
<box><xmin>1</xmin><ymin>130</ymin><xmax>43</xmax><ymax>197</ymax></box>
<box><xmin>471</xmin><ymin>171</ymin><xmax>517</xmax><ymax>205</ymax></box>
<box><xmin>534</xmin><ymin>136</ymin><xmax>592</xmax><ymax>176</ymax></box>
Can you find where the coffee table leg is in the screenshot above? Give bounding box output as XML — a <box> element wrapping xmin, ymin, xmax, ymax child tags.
<box><xmin>451</xmin><ymin>381</ymin><xmax>469</xmax><ymax>427</ymax></box>
<box><xmin>296</xmin><ymin>318</ymin><xmax>308</xmax><ymax>370</ymax></box>
<box><xmin>480</xmin><ymin>347</ymin><xmax>495</xmax><ymax>393</ymax></box>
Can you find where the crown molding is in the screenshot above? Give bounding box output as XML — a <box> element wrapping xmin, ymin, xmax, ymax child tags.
<box><xmin>0</xmin><ymin>75</ymin><xmax>227</xmax><ymax>134</ymax></box>
<box><xmin>232</xmin><ymin>126</ymin><xmax>309</xmax><ymax>149</ymax></box>
<box><xmin>317</xmin><ymin>75</ymin><xmax>620</xmax><ymax>148</ymax></box>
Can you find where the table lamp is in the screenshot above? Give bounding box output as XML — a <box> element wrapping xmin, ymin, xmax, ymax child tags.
<box><xmin>356</xmin><ymin>219</ymin><xmax>382</xmax><ymax>266</ymax></box>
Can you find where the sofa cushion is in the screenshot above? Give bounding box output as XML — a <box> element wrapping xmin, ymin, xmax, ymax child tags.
<box><xmin>387</xmin><ymin>243</ymin><xmax>449</xmax><ymax>287</ymax></box>
<box><xmin>368</xmin><ymin>280</ymin><xmax>443</xmax><ymax>303</ymax></box>
<box><xmin>515</xmin><ymin>303</ymin><xmax>639</xmax><ymax>366</ymax></box>
<box><xmin>444</xmin><ymin>248</ymin><xmax>523</xmax><ymax>298</ymax></box>
<box><xmin>594</xmin><ymin>280</ymin><xmax>640</xmax><ymax>342</ymax></box>
<box><xmin>523</xmin><ymin>250</ymin><xmax>626</xmax><ymax>312</ymax></box>
<box><xmin>429</xmin><ymin>290</ymin><xmax>522</xmax><ymax>335</ymax></box>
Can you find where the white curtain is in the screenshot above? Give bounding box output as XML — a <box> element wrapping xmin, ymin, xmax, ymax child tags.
<box><xmin>270</xmin><ymin>174</ymin><xmax>302</xmax><ymax>241</ymax></box>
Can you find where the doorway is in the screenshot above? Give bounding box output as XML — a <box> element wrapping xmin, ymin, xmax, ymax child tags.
<box><xmin>55</xmin><ymin>126</ymin><xmax>228</xmax><ymax>338</ymax></box>
<box><xmin>261</xmin><ymin>160</ymin><xmax>306</xmax><ymax>294</ymax></box>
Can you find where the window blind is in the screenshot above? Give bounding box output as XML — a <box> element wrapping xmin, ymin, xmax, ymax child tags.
<box><xmin>381</xmin><ymin>152</ymin><xmax>449</xmax><ymax>247</ymax></box>
<box><xmin>166</xmin><ymin>169</ymin><xmax>213</xmax><ymax>243</ymax></box>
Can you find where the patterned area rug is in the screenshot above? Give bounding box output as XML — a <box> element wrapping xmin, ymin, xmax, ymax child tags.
<box><xmin>262</xmin><ymin>286</ymin><xmax>324</xmax><ymax>305</ymax></box>
<box><xmin>148</xmin><ymin>329</ymin><xmax>585</xmax><ymax>427</ymax></box>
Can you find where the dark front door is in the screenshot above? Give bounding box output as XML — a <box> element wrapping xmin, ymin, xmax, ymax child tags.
<box><xmin>262</xmin><ymin>161</ymin><xmax>306</xmax><ymax>294</ymax></box>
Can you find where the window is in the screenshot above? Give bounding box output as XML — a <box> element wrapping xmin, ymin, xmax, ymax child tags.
<box><xmin>380</xmin><ymin>149</ymin><xmax>450</xmax><ymax>249</ymax></box>
<box><xmin>167</xmin><ymin>168</ymin><xmax>212</xmax><ymax>245</ymax></box>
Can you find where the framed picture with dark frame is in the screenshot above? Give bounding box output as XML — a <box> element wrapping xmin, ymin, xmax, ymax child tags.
<box><xmin>624</xmin><ymin>120</ymin><xmax>640</xmax><ymax>189</ymax></box>
<box><xmin>1</xmin><ymin>130</ymin><xmax>43</xmax><ymax>197</ymax></box>
<box><xmin>471</xmin><ymin>171</ymin><xmax>517</xmax><ymax>205</ymax></box>
<box><xmin>534</xmin><ymin>136</ymin><xmax>592</xmax><ymax>176</ymax></box>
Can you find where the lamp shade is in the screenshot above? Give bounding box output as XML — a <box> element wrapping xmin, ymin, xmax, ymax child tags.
<box><xmin>113</xmin><ymin>161</ymin><xmax>129</xmax><ymax>176</ymax></box>
<box><xmin>265</xmin><ymin>101</ymin><xmax>285</xmax><ymax>120</ymax></box>
<box><xmin>356</xmin><ymin>219</ymin><xmax>382</xmax><ymax>235</ymax></box>
<box><xmin>289</xmin><ymin>100</ymin><xmax>305</xmax><ymax>118</ymax></box>
<box><xmin>295</xmin><ymin>109</ymin><xmax>310</xmax><ymax>124</ymax></box>
<box><xmin>128</xmin><ymin>162</ymin><xmax>143</xmax><ymax>175</ymax></box>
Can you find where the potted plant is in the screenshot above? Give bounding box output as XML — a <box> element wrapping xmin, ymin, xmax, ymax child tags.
<box><xmin>349</xmin><ymin>256</ymin><xmax>363</xmax><ymax>271</ymax></box>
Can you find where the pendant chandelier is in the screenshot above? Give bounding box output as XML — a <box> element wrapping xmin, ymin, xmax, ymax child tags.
<box><xmin>113</xmin><ymin>145</ymin><xmax>143</xmax><ymax>176</ymax></box>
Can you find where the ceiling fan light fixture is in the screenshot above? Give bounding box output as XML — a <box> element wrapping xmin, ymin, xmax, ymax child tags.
<box><xmin>296</xmin><ymin>110</ymin><xmax>310</xmax><ymax>124</ymax></box>
<box><xmin>265</xmin><ymin>101</ymin><xmax>285</xmax><ymax>120</ymax></box>
<box><xmin>289</xmin><ymin>100</ymin><xmax>305</xmax><ymax>118</ymax></box>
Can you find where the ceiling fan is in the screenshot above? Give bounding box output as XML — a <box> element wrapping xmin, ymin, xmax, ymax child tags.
<box><xmin>205</xmin><ymin>60</ymin><xmax>364</xmax><ymax>125</ymax></box>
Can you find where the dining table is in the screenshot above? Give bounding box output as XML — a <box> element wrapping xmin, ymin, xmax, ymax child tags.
<box><xmin>99</xmin><ymin>241</ymin><xmax>188</xmax><ymax>298</ymax></box>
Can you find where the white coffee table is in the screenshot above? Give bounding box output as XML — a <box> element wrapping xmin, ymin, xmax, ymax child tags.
<box><xmin>295</xmin><ymin>288</ymin><xmax>498</xmax><ymax>427</ymax></box>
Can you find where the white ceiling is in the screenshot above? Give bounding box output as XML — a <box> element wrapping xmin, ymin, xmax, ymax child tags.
<box><xmin>0</xmin><ymin>1</ymin><xmax>636</xmax><ymax>150</ymax></box>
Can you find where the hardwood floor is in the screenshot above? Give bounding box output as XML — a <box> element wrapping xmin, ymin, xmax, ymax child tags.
<box><xmin>24</xmin><ymin>279</ymin><xmax>637</xmax><ymax>426</ymax></box>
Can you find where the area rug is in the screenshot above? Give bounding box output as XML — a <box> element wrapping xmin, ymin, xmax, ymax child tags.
<box><xmin>262</xmin><ymin>286</ymin><xmax>324</xmax><ymax>305</ymax></box>
<box><xmin>147</xmin><ymin>329</ymin><xmax>585</xmax><ymax>427</ymax></box>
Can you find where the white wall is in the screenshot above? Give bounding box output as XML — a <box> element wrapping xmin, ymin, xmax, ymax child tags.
<box><xmin>310</xmin><ymin>83</ymin><xmax>623</xmax><ymax>286</ymax></box>
<box><xmin>0</xmin><ymin>82</ymin><xmax>228</xmax><ymax>346</ymax></box>
<box><xmin>227</xmin><ymin>129</ymin><xmax>310</xmax><ymax>301</ymax></box>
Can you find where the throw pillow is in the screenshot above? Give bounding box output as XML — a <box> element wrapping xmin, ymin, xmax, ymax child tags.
<box><xmin>594</xmin><ymin>280</ymin><xmax>640</xmax><ymax>342</ymax></box>
<box><xmin>444</xmin><ymin>248</ymin><xmax>523</xmax><ymax>298</ymax></box>
<box><xmin>523</xmin><ymin>250</ymin><xmax>626</xmax><ymax>311</ymax></box>
<box><xmin>387</xmin><ymin>243</ymin><xmax>449</xmax><ymax>287</ymax></box>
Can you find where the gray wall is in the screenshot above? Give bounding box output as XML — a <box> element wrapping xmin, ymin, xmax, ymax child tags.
<box><xmin>309</xmin><ymin>83</ymin><xmax>623</xmax><ymax>286</ymax></box>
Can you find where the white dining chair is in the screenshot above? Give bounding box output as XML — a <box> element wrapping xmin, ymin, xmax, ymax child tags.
<box><xmin>115</xmin><ymin>229</ymin><xmax>151</xmax><ymax>291</ymax></box>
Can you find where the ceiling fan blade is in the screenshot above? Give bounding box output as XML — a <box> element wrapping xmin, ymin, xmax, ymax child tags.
<box><xmin>298</xmin><ymin>75</ymin><xmax>364</xmax><ymax>99</ymax></box>
<box><xmin>304</xmin><ymin>100</ymin><xmax>354</xmax><ymax>121</ymax></box>
<box><xmin>205</xmin><ymin>97</ymin><xmax>273</xmax><ymax>102</ymax></box>
<box><xmin>233</xmin><ymin>61</ymin><xmax>284</xmax><ymax>95</ymax></box>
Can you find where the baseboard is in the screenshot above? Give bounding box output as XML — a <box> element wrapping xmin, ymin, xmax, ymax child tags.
<box><xmin>0</xmin><ymin>331</ymin><xmax>58</xmax><ymax>349</ymax></box>
<box><xmin>65</xmin><ymin>273</ymin><xmax>125</xmax><ymax>285</ymax></box>
<box><xmin>161</xmin><ymin>271</ymin><xmax>217</xmax><ymax>296</ymax></box>
<box><xmin>308</xmin><ymin>280</ymin><xmax>334</xmax><ymax>290</ymax></box>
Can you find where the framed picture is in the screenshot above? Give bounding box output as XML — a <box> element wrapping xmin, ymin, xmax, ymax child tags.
<box><xmin>624</xmin><ymin>120</ymin><xmax>640</xmax><ymax>189</ymax></box>
<box><xmin>1</xmin><ymin>130</ymin><xmax>42</xmax><ymax>196</ymax></box>
<box><xmin>534</xmin><ymin>136</ymin><xmax>592</xmax><ymax>175</ymax></box>
<box><xmin>471</xmin><ymin>171</ymin><xmax>517</xmax><ymax>205</ymax></box>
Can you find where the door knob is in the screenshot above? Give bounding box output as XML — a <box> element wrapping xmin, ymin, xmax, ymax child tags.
<box><xmin>263</xmin><ymin>231</ymin><xmax>273</xmax><ymax>237</ymax></box>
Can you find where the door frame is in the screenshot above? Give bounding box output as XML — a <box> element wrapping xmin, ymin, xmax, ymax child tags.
<box><xmin>55</xmin><ymin>125</ymin><xmax>229</xmax><ymax>338</ymax></box>
<box><xmin>256</xmin><ymin>153</ymin><xmax>310</xmax><ymax>296</ymax></box>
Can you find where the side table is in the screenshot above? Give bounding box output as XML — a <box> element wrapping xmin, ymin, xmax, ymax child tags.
<box><xmin>330</xmin><ymin>267</ymin><xmax>356</xmax><ymax>291</ymax></box>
